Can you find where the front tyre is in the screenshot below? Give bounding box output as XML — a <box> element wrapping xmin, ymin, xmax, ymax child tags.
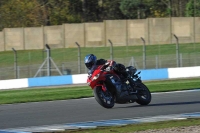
<box><xmin>136</xmin><ymin>83</ymin><xmax>151</xmax><ymax>105</ymax></box>
<box><xmin>93</xmin><ymin>86</ymin><xmax>115</xmax><ymax>108</ymax></box>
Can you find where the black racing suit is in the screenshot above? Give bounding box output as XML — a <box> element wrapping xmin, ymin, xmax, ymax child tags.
<box><xmin>88</xmin><ymin>59</ymin><xmax>128</xmax><ymax>81</ymax></box>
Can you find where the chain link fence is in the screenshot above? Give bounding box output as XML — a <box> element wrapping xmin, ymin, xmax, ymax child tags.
<box><xmin>1</xmin><ymin>51</ymin><xmax>200</xmax><ymax>80</ymax></box>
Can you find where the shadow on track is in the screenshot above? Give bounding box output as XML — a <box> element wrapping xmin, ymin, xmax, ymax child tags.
<box><xmin>115</xmin><ymin>101</ymin><xmax>200</xmax><ymax>108</ymax></box>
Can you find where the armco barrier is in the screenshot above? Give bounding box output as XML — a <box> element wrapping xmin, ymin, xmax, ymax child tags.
<box><xmin>0</xmin><ymin>66</ymin><xmax>199</xmax><ymax>90</ymax></box>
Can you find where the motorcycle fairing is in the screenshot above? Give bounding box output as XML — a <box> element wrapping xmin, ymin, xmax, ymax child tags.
<box><xmin>93</xmin><ymin>84</ymin><xmax>107</xmax><ymax>92</ymax></box>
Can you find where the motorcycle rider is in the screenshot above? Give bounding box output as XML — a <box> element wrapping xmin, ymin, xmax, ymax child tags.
<box><xmin>84</xmin><ymin>54</ymin><xmax>129</xmax><ymax>80</ymax></box>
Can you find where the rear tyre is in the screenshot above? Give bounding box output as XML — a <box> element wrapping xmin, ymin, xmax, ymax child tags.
<box><xmin>93</xmin><ymin>86</ymin><xmax>115</xmax><ymax>108</ymax></box>
<box><xmin>136</xmin><ymin>83</ymin><xmax>151</xmax><ymax>105</ymax></box>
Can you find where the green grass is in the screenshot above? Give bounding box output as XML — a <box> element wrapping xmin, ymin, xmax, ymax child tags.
<box><xmin>1</xmin><ymin>43</ymin><xmax>200</xmax><ymax>67</ymax></box>
<box><xmin>0</xmin><ymin>86</ymin><xmax>91</xmax><ymax>104</ymax></box>
<box><xmin>145</xmin><ymin>78</ymin><xmax>200</xmax><ymax>92</ymax></box>
<box><xmin>0</xmin><ymin>78</ymin><xmax>199</xmax><ymax>105</ymax></box>
<box><xmin>62</xmin><ymin>118</ymin><xmax>200</xmax><ymax>133</ymax></box>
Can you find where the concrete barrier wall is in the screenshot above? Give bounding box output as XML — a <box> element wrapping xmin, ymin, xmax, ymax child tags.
<box><xmin>28</xmin><ymin>75</ymin><xmax>72</xmax><ymax>87</ymax></box>
<box><xmin>149</xmin><ymin>18</ymin><xmax>171</xmax><ymax>44</ymax></box>
<box><xmin>25</xmin><ymin>27</ymin><xmax>44</xmax><ymax>50</ymax></box>
<box><xmin>127</xmin><ymin>19</ymin><xmax>147</xmax><ymax>45</ymax></box>
<box><xmin>1</xmin><ymin>17</ymin><xmax>200</xmax><ymax>51</ymax></box>
<box><xmin>195</xmin><ymin>17</ymin><xmax>200</xmax><ymax>42</ymax></box>
<box><xmin>5</xmin><ymin>28</ymin><xmax>24</xmax><ymax>51</ymax></box>
<box><xmin>172</xmin><ymin>17</ymin><xmax>194</xmax><ymax>43</ymax></box>
<box><xmin>0</xmin><ymin>31</ymin><xmax>4</xmax><ymax>51</ymax></box>
<box><xmin>139</xmin><ymin>68</ymin><xmax>168</xmax><ymax>80</ymax></box>
<box><xmin>0</xmin><ymin>78</ymin><xmax>28</xmax><ymax>89</ymax></box>
<box><xmin>44</xmin><ymin>25</ymin><xmax>64</xmax><ymax>48</ymax></box>
<box><xmin>105</xmin><ymin>20</ymin><xmax>127</xmax><ymax>46</ymax></box>
<box><xmin>85</xmin><ymin>22</ymin><xmax>105</xmax><ymax>47</ymax></box>
<box><xmin>64</xmin><ymin>23</ymin><xmax>85</xmax><ymax>48</ymax></box>
<box><xmin>0</xmin><ymin>66</ymin><xmax>200</xmax><ymax>90</ymax></box>
<box><xmin>168</xmin><ymin>66</ymin><xmax>200</xmax><ymax>79</ymax></box>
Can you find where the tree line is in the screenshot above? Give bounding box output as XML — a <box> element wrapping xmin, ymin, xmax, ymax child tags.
<box><xmin>0</xmin><ymin>0</ymin><xmax>199</xmax><ymax>30</ymax></box>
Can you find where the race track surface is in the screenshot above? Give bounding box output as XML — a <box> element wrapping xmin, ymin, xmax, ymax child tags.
<box><xmin>0</xmin><ymin>90</ymin><xmax>200</xmax><ymax>129</ymax></box>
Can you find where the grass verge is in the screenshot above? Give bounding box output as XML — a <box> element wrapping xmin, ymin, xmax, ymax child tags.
<box><xmin>0</xmin><ymin>78</ymin><xmax>199</xmax><ymax>105</ymax></box>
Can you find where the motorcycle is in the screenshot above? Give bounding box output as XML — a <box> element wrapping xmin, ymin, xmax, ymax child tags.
<box><xmin>87</xmin><ymin>60</ymin><xmax>151</xmax><ymax>108</ymax></box>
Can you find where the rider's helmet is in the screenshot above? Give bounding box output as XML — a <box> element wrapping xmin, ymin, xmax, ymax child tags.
<box><xmin>84</xmin><ymin>54</ymin><xmax>97</xmax><ymax>70</ymax></box>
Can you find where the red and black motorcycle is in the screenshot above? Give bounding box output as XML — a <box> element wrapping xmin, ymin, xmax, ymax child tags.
<box><xmin>87</xmin><ymin>60</ymin><xmax>151</xmax><ymax>108</ymax></box>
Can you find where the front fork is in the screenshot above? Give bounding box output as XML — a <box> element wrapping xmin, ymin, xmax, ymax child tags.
<box><xmin>94</xmin><ymin>84</ymin><xmax>107</xmax><ymax>92</ymax></box>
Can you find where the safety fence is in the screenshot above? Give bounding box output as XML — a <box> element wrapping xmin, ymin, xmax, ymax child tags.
<box><xmin>1</xmin><ymin>52</ymin><xmax>200</xmax><ymax>80</ymax></box>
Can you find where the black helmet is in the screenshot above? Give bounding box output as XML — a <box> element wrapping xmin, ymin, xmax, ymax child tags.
<box><xmin>84</xmin><ymin>54</ymin><xmax>97</xmax><ymax>69</ymax></box>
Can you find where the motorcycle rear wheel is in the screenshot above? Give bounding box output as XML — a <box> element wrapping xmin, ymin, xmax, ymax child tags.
<box><xmin>136</xmin><ymin>83</ymin><xmax>151</xmax><ymax>105</ymax></box>
<box><xmin>93</xmin><ymin>86</ymin><xmax>115</xmax><ymax>108</ymax></box>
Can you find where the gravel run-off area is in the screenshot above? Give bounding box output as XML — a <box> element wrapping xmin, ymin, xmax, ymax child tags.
<box><xmin>133</xmin><ymin>125</ymin><xmax>200</xmax><ymax>133</ymax></box>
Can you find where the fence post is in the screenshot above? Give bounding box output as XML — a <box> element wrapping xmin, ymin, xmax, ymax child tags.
<box><xmin>75</xmin><ymin>42</ymin><xmax>81</xmax><ymax>74</ymax></box>
<box><xmin>62</xmin><ymin>24</ymin><xmax>66</xmax><ymax>48</ymax></box>
<box><xmin>3</xmin><ymin>29</ymin><xmax>6</xmax><ymax>51</ymax></box>
<box><xmin>173</xmin><ymin>34</ymin><xmax>180</xmax><ymax>67</ymax></box>
<box><xmin>28</xmin><ymin>52</ymin><xmax>31</xmax><ymax>77</ymax></box>
<box><xmin>155</xmin><ymin>55</ymin><xmax>158</xmax><ymax>69</ymax></box>
<box><xmin>108</xmin><ymin>39</ymin><xmax>113</xmax><ymax>60</ymax></box>
<box><xmin>17</xmin><ymin>66</ymin><xmax>20</xmax><ymax>79</ymax></box>
<box><xmin>42</xmin><ymin>25</ymin><xmax>45</xmax><ymax>49</ymax></box>
<box><xmin>141</xmin><ymin>37</ymin><xmax>146</xmax><ymax>69</ymax></box>
<box><xmin>12</xmin><ymin>48</ymin><xmax>18</xmax><ymax>79</ymax></box>
<box><xmin>22</xmin><ymin>27</ymin><xmax>25</xmax><ymax>50</ymax></box>
<box><xmin>193</xmin><ymin>0</ymin><xmax>196</xmax><ymax>44</ymax></box>
<box><xmin>180</xmin><ymin>53</ymin><xmax>183</xmax><ymax>67</ymax></box>
<box><xmin>45</xmin><ymin>44</ymin><xmax>51</xmax><ymax>76</ymax></box>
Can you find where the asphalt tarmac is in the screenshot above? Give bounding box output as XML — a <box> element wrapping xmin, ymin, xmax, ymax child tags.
<box><xmin>0</xmin><ymin>89</ymin><xmax>200</xmax><ymax>129</ymax></box>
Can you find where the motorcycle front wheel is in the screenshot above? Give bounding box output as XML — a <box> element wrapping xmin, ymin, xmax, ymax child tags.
<box><xmin>93</xmin><ymin>86</ymin><xmax>115</xmax><ymax>108</ymax></box>
<box><xmin>136</xmin><ymin>83</ymin><xmax>151</xmax><ymax>105</ymax></box>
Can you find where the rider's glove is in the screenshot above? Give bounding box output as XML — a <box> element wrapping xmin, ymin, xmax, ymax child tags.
<box><xmin>105</xmin><ymin>66</ymin><xmax>111</xmax><ymax>71</ymax></box>
<box><xmin>105</xmin><ymin>62</ymin><xmax>110</xmax><ymax>66</ymax></box>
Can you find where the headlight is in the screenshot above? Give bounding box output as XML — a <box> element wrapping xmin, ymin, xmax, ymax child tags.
<box><xmin>92</xmin><ymin>74</ymin><xmax>100</xmax><ymax>81</ymax></box>
<box><xmin>87</xmin><ymin>82</ymin><xmax>91</xmax><ymax>86</ymax></box>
